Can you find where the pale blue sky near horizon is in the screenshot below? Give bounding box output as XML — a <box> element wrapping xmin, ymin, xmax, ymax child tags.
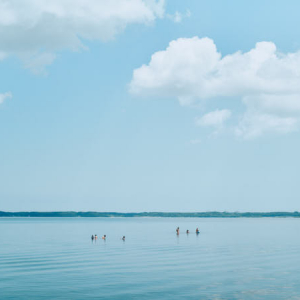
<box><xmin>1</xmin><ymin>0</ymin><xmax>300</xmax><ymax>212</ymax></box>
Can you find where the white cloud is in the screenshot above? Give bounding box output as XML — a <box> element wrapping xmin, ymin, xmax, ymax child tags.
<box><xmin>235</xmin><ymin>113</ymin><xmax>298</xmax><ymax>139</ymax></box>
<box><xmin>0</xmin><ymin>0</ymin><xmax>165</xmax><ymax>71</ymax></box>
<box><xmin>190</xmin><ymin>138</ymin><xmax>201</xmax><ymax>145</ymax></box>
<box><xmin>130</xmin><ymin>37</ymin><xmax>300</xmax><ymax>138</ymax></box>
<box><xmin>0</xmin><ymin>92</ymin><xmax>12</xmax><ymax>104</ymax></box>
<box><xmin>23</xmin><ymin>53</ymin><xmax>56</xmax><ymax>75</ymax></box>
<box><xmin>196</xmin><ymin>109</ymin><xmax>231</xmax><ymax>127</ymax></box>
<box><xmin>167</xmin><ymin>10</ymin><xmax>191</xmax><ymax>23</ymax></box>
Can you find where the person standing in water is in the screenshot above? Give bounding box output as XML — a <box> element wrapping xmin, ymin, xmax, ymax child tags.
<box><xmin>102</xmin><ymin>235</ymin><xmax>106</xmax><ymax>240</ymax></box>
<box><xmin>186</xmin><ymin>230</ymin><xmax>189</xmax><ymax>234</ymax></box>
<box><xmin>196</xmin><ymin>228</ymin><xmax>200</xmax><ymax>234</ymax></box>
<box><xmin>91</xmin><ymin>235</ymin><xmax>94</xmax><ymax>241</ymax></box>
<box><xmin>176</xmin><ymin>227</ymin><xmax>180</xmax><ymax>235</ymax></box>
<box><xmin>122</xmin><ymin>236</ymin><xmax>125</xmax><ymax>241</ymax></box>
<box><xmin>95</xmin><ymin>234</ymin><xmax>98</xmax><ymax>240</ymax></box>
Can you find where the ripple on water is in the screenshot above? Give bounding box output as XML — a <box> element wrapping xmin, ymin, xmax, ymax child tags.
<box><xmin>1</xmin><ymin>217</ymin><xmax>300</xmax><ymax>299</ymax></box>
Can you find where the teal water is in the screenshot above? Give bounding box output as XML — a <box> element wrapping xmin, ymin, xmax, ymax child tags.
<box><xmin>1</xmin><ymin>218</ymin><xmax>300</xmax><ymax>299</ymax></box>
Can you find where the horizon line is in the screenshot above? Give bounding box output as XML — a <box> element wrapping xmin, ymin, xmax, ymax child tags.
<box><xmin>1</xmin><ymin>211</ymin><xmax>300</xmax><ymax>218</ymax></box>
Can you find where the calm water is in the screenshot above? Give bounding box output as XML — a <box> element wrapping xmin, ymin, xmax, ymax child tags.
<box><xmin>1</xmin><ymin>218</ymin><xmax>300</xmax><ymax>299</ymax></box>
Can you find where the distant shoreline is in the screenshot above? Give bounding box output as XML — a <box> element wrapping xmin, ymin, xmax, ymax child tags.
<box><xmin>0</xmin><ymin>211</ymin><xmax>300</xmax><ymax>218</ymax></box>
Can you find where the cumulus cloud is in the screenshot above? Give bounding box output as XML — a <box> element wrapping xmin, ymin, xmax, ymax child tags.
<box><xmin>196</xmin><ymin>109</ymin><xmax>231</xmax><ymax>127</ymax></box>
<box><xmin>0</xmin><ymin>0</ymin><xmax>165</xmax><ymax>71</ymax></box>
<box><xmin>130</xmin><ymin>36</ymin><xmax>300</xmax><ymax>138</ymax></box>
<box><xmin>0</xmin><ymin>92</ymin><xmax>12</xmax><ymax>104</ymax></box>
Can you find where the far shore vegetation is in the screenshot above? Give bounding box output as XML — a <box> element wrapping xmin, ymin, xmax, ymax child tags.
<box><xmin>0</xmin><ymin>211</ymin><xmax>300</xmax><ymax>218</ymax></box>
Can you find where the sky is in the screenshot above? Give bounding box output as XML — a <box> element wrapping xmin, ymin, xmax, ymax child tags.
<box><xmin>1</xmin><ymin>0</ymin><xmax>300</xmax><ymax>212</ymax></box>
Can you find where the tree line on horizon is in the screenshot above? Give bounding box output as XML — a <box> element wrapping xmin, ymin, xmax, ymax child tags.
<box><xmin>0</xmin><ymin>211</ymin><xmax>299</xmax><ymax>218</ymax></box>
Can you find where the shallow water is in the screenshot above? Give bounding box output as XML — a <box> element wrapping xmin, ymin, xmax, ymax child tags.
<box><xmin>1</xmin><ymin>217</ymin><xmax>300</xmax><ymax>299</ymax></box>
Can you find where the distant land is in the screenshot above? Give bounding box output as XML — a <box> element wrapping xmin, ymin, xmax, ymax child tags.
<box><xmin>0</xmin><ymin>211</ymin><xmax>300</xmax><ymax>218</ymax></box>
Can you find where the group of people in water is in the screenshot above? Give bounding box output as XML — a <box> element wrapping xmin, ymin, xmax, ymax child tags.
<box><xmin>176</xmin><ymin>227</ymin><xmax>200</xmax><ymax>235</ymax></box>
<box><xmin>91</xmin><ymin>228</ymin><xmax>199</xmax><ymax>241</ymax></box>
<box><xmin>91</xmin><ymin>234</ymin><xmax>125</xmax><ymax>241</ymax></box>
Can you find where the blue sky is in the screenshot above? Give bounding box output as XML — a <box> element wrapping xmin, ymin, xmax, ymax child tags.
<box><xmin>1</xmin><ymin>0</ymin><xmax>300</xmax><ymax>212</ymax></box>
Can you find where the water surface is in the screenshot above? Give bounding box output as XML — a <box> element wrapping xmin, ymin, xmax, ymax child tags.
<box><xmin>1</xmin><ymin>218</ymin><xmax>300</xmax><ymax>299</ymax></box>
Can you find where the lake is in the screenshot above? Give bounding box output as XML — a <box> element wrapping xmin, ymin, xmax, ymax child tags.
<box><xmin>1</xmin><ymin>217</ymin><xmax>300</xmax><ymax>299</ymax></box>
